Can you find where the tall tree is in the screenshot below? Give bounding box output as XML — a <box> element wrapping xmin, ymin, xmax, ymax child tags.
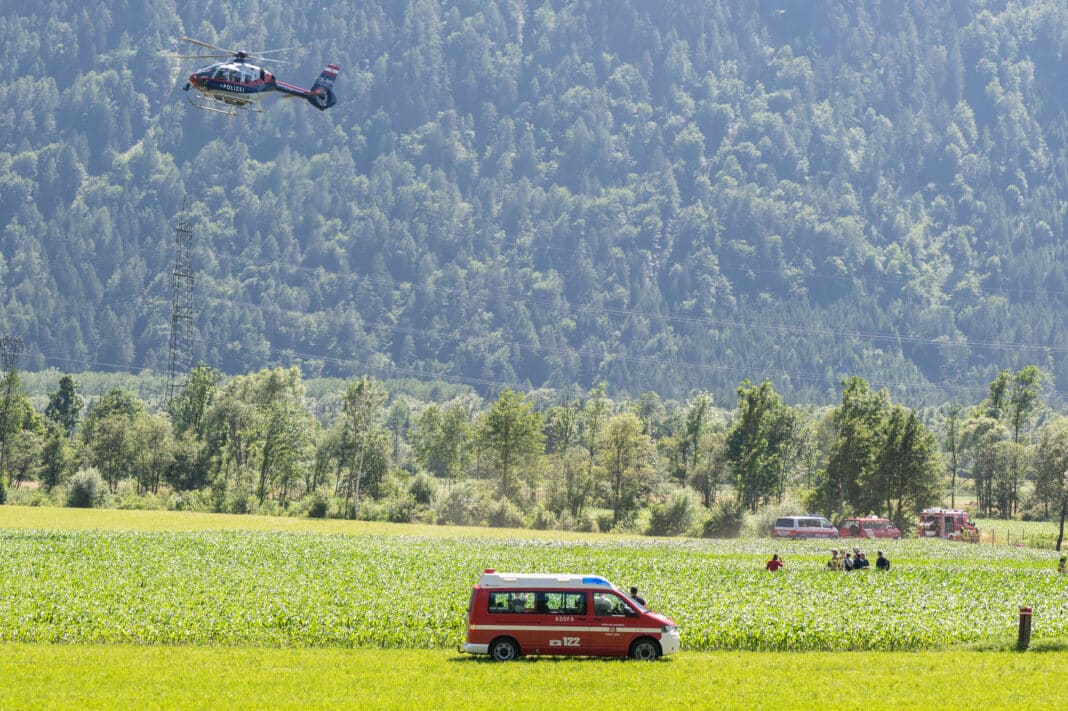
<box><xmin>982</xmin><ymin>370</ymin><xmax>1012</xmax><ymax>421</ymax></box>
<box><xmin>1006</xmin><ymin>366</ymin><xmax>1046</xmax><ymax>514</ymax></box>
<box><xmin>168</xmin><ymin>364</ymin><xmax>222</xmax><ymax>440</ymax></box>
<box><xmin>689</xmin><ymin>428</ymin><xmax>728</xmax><ymax>509</ymax></box>
<box><xmin>814</xmin><ymin>377</ymin><xmax>889</xmax><ymax>516</ymax></box>
<box><xmin>726</xmin><ymin>380</ymin><xmax>794</xmax><ymax>512</ymax></box>
<box><xmin>598</xmin><ymin>411</ymin><xmax>657</xmax><ymax>527</ymax></box>
<box><xmin>44</xmin><ymin>374</ymin><xmax>83</xmax><ymax>438</ymax></box>
<box><xmin>870</xmin><ymin>406</ymin><xmax>942</xmax><ymax>526</ymax></box>
<box><xmin>385</xmin><ymin>399</ymin><xmax>411</xmax><ymax>469</ymax></box>
<box><xmin>582</xmin><ymin>383</ymin><xmax>609</xmax><ymax>494</ymax></box>
<box><xmin>342</xmin><ymin>376</ymin><xmax>388</xmax><ymax>517</ymax></box>
<box><xmin>128</xmin><ymin>413</ymin><xmax>175</xmax><ymax>496</ymax></box>
<box><xmin>959</xmin><ymin>417</ymin><xmax>1011</xmax><ymax>517</ymax></box>
<box><xmin>545</xmin><ymin>402</ymin><xmax>592</xmax><ymax>517</ymax></box>
<box><xmin>1032</xmin><ymin>416</ymin><xmax>1068</xmax><ymax>551</ymax></box>
<box><xmin>682</xmin><ymin>392</ymin><xmax>713</xmax><ymax>489</ymax></box>
<box><xmin>0</xmin><ymin>369</ymin><xmax>37</xmax><ymax>487</ymax></box>
<box><xmin>202</xmin><ymin>369</ymin><xmax>313</xmax><ymax>507</ymax></box>
<box><xmin>475</xmin><ymin>388</ymin><xmax>544</xmax><ymax>503</ymax></box>
<box><xmin>411</xmin><ymin>402</ymin><xmax>470</xmax><ymax>482</ymax></box>
<box><xmin>39</xmin><ymin>422</ymin><xmax>72</xmax><ymax>490</ymax></box>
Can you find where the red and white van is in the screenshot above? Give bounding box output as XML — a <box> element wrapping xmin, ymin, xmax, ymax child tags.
<box><xmin>462</xmin><ymin>570</ymin><xmax>680</xmax><ymax>661</ymax></box>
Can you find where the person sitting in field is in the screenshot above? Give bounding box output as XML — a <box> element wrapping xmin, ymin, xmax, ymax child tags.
<box><xmin>842</xmin><ymin>552</ymin><xmax>854</xmax><ymax>571</ymax></box>
<box><xmin>765</xmin><ymin>554</ymin><xmax>784</xmax><ymax>571</ymax></box>
<box><xmin>876</xmin><ymin>551</ymin><xmax>890</xmax><ymax>571</ymax></box>
<box><xmin>854</xmin><ymin>551</ymin><xmax>870</xmax><ymax>569</ymax></box>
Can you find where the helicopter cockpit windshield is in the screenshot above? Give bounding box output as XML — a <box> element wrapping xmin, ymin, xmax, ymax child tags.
<box><xmin>208</xmin><ymin>64</ymin><xmax>256</xmax><ymax>83</ymax></box>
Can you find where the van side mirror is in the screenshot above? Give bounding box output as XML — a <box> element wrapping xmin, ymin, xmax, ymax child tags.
<box><xmin>624</xmin><ymin>607</ymin><xmax>639</xmax><ymax>617</ymax></box>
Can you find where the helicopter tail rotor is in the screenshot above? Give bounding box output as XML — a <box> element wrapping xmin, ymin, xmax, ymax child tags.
<box><xmin>306</xmin><ymin>63</ymin><xmax>340</xmax><ymax>111</ymax></box>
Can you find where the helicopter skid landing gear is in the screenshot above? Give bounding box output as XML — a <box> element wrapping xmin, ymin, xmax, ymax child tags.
<box><xmin>187</xmin><ymin>96</ymin><xmax>263</xmax><ymax>116</ymax></box>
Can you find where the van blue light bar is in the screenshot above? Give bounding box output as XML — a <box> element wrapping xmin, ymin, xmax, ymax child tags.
<box><xmin>582</xmin><ymin>576</ymin><xmax>611</xmax><ymax>586</ymax></box>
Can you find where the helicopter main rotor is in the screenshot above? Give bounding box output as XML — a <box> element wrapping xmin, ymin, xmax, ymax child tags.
<box><xmin>163</xmin><ymin>36</ymin><xmax>295</xmax><ymax>64</ymax></box>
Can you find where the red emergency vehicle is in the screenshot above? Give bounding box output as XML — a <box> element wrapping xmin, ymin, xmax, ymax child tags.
<box><xmin>918</xmin><ymin>508</ymin><xmax>980</xmax><ymax>542</ymax></box>
<box><xmin>838</xmin><ymin>516</ymin><xmax>901</xmax><ymax>539</ymax></box>
<box><xmin>462</xmin><ymin>570</ymin><xmax>680</xmax><ymax>661</ymax></box>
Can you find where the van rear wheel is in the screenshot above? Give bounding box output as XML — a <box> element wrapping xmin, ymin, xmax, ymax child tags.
<box><xmin>629</xmin><ymin>638</ymin><xmax>661</xmax><ymax>661</ymax></box>
<box><xmin>489</xmin><ymin>637</ymin><xmax>520</xmax><ymax>661</ymax></box>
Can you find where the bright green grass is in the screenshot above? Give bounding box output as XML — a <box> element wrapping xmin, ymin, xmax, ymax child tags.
<box><xmin>2</xmin><ymin>507</ymin><xmax>1067</xmax><ymax>651</ymax></box>
<box><xmin>1</xmin><ymin>645</ymin><xmax>1066</xmax><ymax>710</ymax></box>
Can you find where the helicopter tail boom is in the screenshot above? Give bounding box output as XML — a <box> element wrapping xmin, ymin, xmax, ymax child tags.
<box><xmin>275</xmin><ymin>63</ymin><xmax>339</xmax><ymax>110</ymax></box>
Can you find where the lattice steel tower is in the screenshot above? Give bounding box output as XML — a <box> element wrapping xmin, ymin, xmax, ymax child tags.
<box><xmin>165</xmin><ymin>198</ymin><xmax>195</xmax><ymax>405</ymax></box>
<box><xmin>0</xmin><ymin>334</ymin><xmax>22</xmax><ymax>372</ymax></box>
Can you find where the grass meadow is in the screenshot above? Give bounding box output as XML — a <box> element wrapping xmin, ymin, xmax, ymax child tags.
<box><xmin>2</xmin><ymin>506</ymin><xmax>1067</xmax><ymax>708</ymax></box>
<box><xmin>3</xmin><ymin>645</ymin><xmax>1068</xmax><ymax>710</ymax></box>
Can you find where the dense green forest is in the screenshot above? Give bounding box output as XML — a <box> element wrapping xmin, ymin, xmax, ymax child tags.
<box><xmin>1</xmin><ymin>0</ymin><xmax>1067</xmax><ymax>406</ymax></box>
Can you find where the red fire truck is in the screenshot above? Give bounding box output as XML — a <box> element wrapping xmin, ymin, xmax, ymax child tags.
<box><xmin>918</xmin><ymin>508</ymin><xmax>980</xmax><ymax>542</ymax></box>
<box><xmin>462</xmin><ymin>570</ymin><xmax>680</xmax><ymax>660</ymax></box>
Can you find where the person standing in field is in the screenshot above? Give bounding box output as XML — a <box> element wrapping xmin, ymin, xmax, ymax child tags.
<box><xmin>843</xmin><ymin>552</ymin><xmax>854</xmax><ymax>571</ymax></box>
<box><xmin>766</xmin><ymin>554</ymin><xmax>784</xmax><ymax>571</ymax></box>
<box><xmin>827</xmin><ymin>549</ymin><xmax>842</xmax><ymax>571</ymax></box>
<box><xmin>1058</xmin><ymin>556</ymin><xmax>1066</xmax><ymax>574</ymax></box>
<box><xmin>876</xmin><ymin>551</ymin><xmax>890</xmax><ymax>571</ymax></box>
<box><xmin>629</xmin><ymin>586</ymin><xmax>647</xmax><ymax>606</ymax></box>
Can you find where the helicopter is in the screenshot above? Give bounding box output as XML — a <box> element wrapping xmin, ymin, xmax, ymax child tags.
<box><xmin>165</xmin><ymin>36</ymin><xmax>339</xmax><ymax>116</ymax></box>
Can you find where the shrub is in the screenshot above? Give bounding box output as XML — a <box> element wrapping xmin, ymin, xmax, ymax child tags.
<box><xmin>66</xmin><ymin>468</ymin><xmax>106</xmax><ymax>508</ymax></box>
<box><xmin>226</xmin><ymin>487</ymin><xmax>253</xmax><ymax>515</ymax></box>
<box><xmin>702</xmin><ymin>498</ymin><xmax>746</xmax><ymax>538</ymax></box>
<box><xmin>354</xmin><ymin>499</ymin><xmax>386</xmax><ymax>521</ymax></box>
<box><xmin>7</xmin><ymin>487</ymin><xmax>53</xmax><ymax>507</ymax></box>
<box><xmin>435</xmin><ymin>480</ymin><xmax>484</xmax><ymax>526</ymax></box>
<box><xmin>384</xmin><ymin>494</ymin><xmax>418</xmax><ymax>523</ymax></box>
<box><xmin>647</xmin><ymin>489</ymin><xmax>701</xmax><ymax>536</ymax></box>
<box><xmin>529</xmin><ymin>506</ymin><xmax>557</xmax><ymax>530</ymax></box>
<box><xmin>485</xmin><ymin>498</ymin><xmax>525</xmax><ymax>528</ymax></box>
<box><xmin>305</xmin><ymin>490</ymin><xmax>331</xmax><ymax>519</ymax></box>
<box><xmin>409</xmin><ymin>473</ymin><xmax>436</xmax><ymax>506</ymax></box>
<box><xmin>169</xmin><ymin>491</ymin><xmax>207</xmax><ymax>512</ymax></box>
<box><xmin>575</xmin><ymin>510</ymin><xmax>600</xmax><ymax>533</ymax></box>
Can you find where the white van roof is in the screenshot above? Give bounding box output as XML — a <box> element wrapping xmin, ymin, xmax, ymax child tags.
<box><xmin>478</xmin><ymin>570</ymin><xmax>615</xmax><ymax>589</ymax></box>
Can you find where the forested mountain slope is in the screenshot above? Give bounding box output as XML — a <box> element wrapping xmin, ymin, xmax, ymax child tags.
<box><xmin>1</xmin><ymin>0</ymin><xmax>1066</xmax><ymax>405</ymax></box>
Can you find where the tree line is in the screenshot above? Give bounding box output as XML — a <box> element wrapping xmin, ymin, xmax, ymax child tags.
<box><xmin>3</xmin><ymin>364</ymin><xmax>1066</xmax><ymax>547</ymax></box>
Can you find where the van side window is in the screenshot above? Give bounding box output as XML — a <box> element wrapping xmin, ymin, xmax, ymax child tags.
<box><xmin>488</xmin><ymin>592</ymin><xmax>535</xmax><ymax>614</ymax></box>
<box><xmin>538</xmin><ymin>592</ymin><xmax>587</xmax><ymax>615</ymax></box>
<box><xmin>592</xmin><ymin>592</ymin><xmax>628</xmax><ymax>616</ymax></box>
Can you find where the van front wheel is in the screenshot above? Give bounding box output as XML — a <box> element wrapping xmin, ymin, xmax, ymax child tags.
<box><xmin>629</xmin><ymin>638</ymin><xmax>661</xmax><ymax>661</ymax></box>
<box><xmin>489</xmin><ymin>637</ymin><xmax>520</xmax><ymax>661</ymax></box>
